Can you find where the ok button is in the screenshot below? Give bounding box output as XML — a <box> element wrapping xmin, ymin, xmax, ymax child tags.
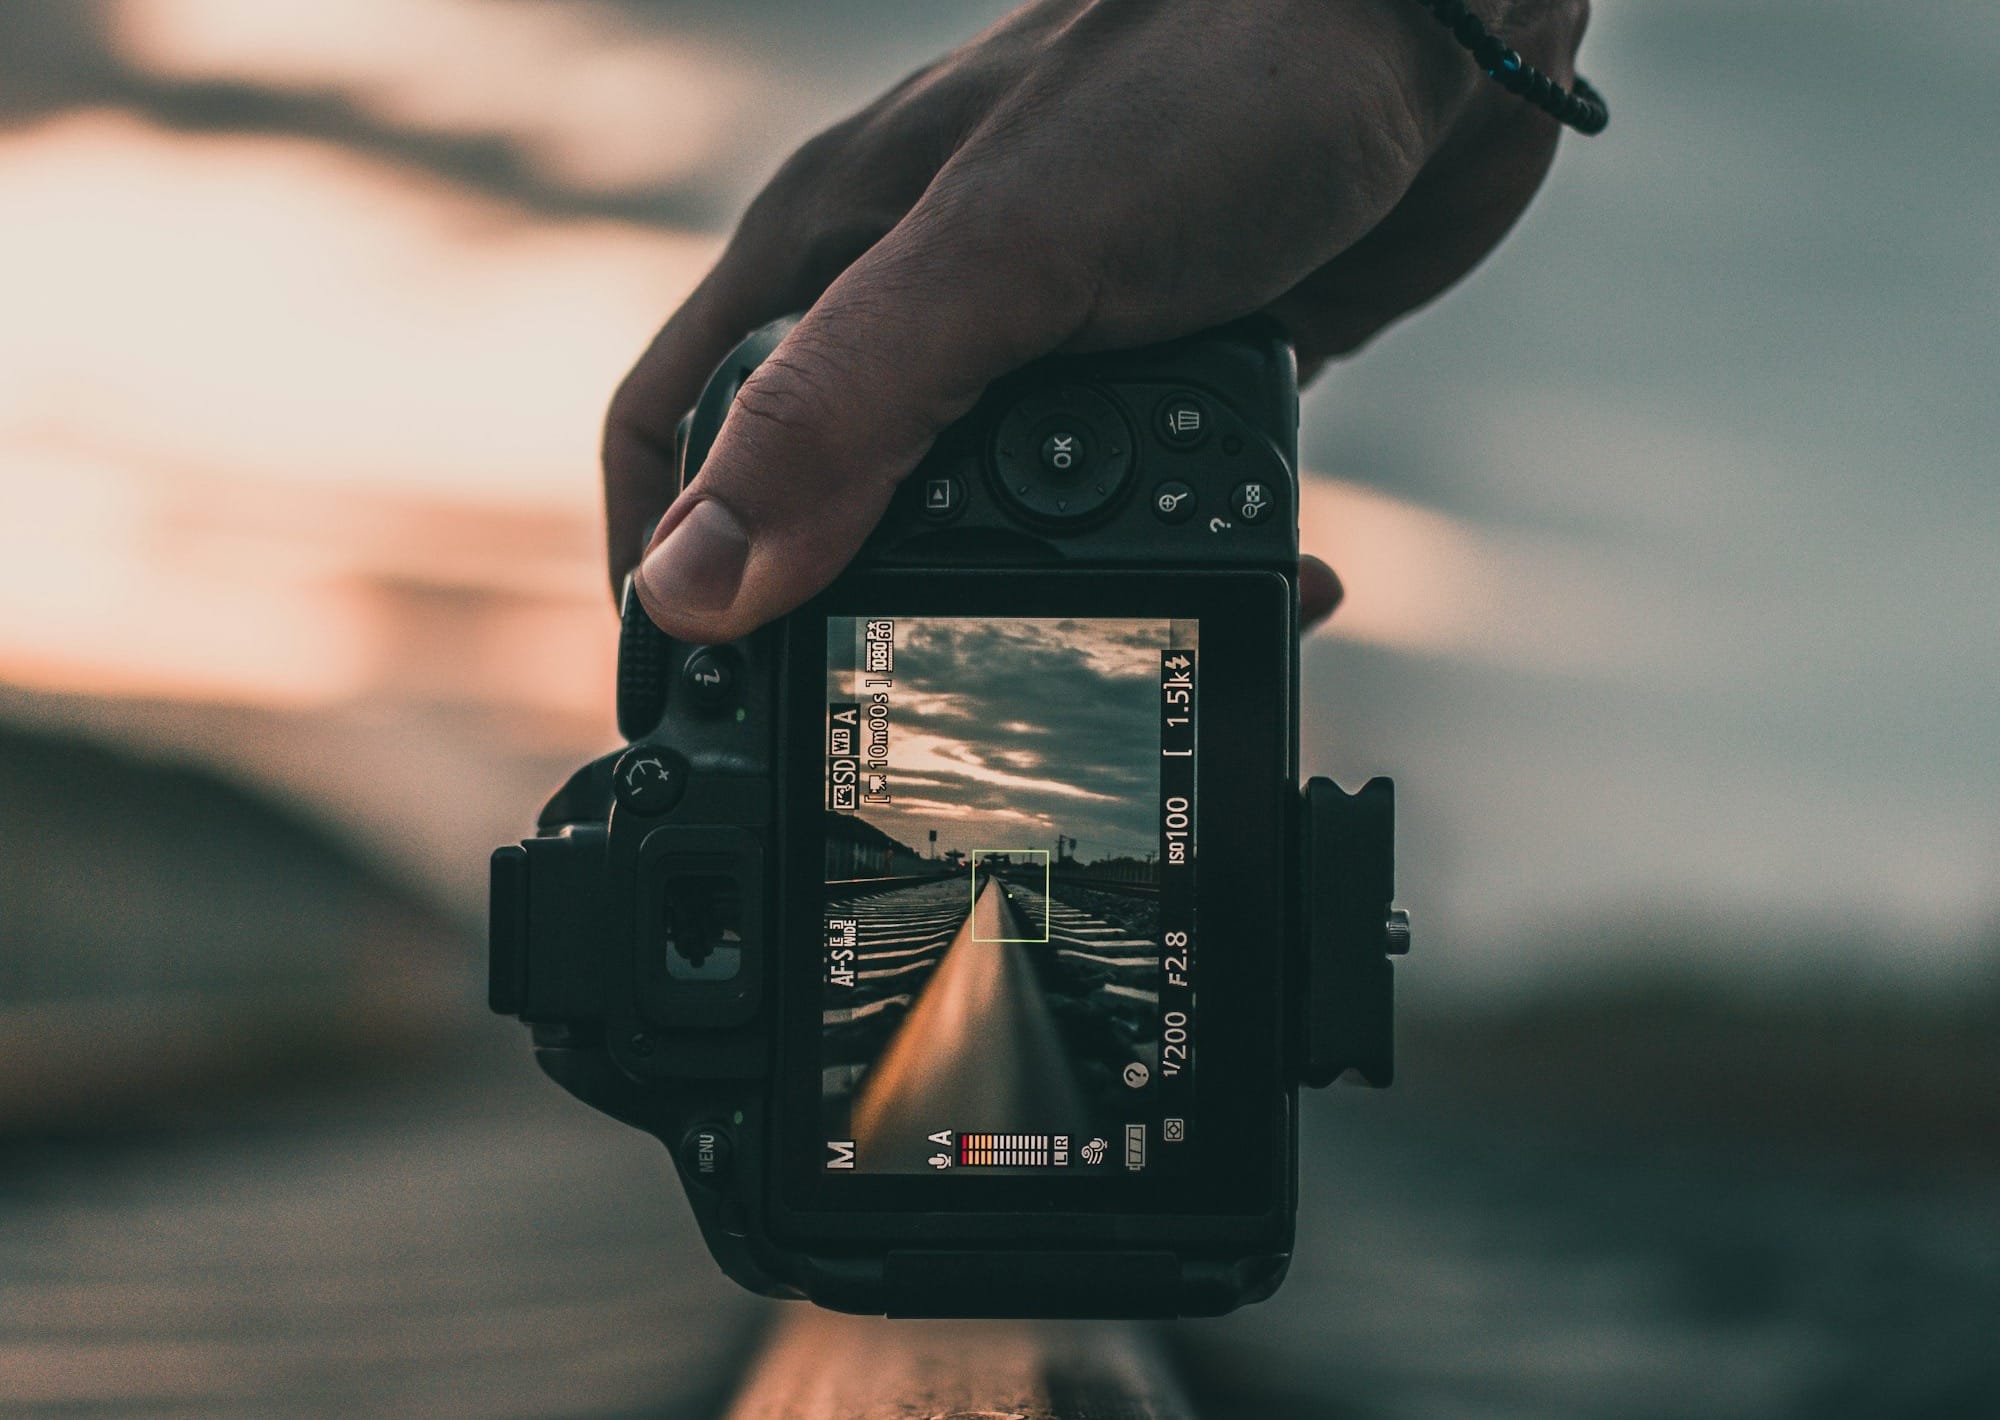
<box><xmin>1039</xmin><ymin>427</ymin><xmax>1089</xmax><ymax>476</ymax></box>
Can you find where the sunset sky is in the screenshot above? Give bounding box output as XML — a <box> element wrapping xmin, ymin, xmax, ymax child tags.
<box><xmin>2</xmin><ymin>1</ymin><xmax>1995</xmax><ymax>992</ymax></box>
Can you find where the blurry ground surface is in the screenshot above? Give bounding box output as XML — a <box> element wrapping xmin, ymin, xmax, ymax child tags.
<box><xmin>4</xmin><ymin>1023</ymin><xmax>1995</xmax><ymax>1418</ymax></box>
<box><xmin>0</xmin><ymin>715</ymin><xmax>468</xmax><ymax>1132</ymax></box>
<box><xmin>0</xmin><ymin>1039</ymin><xmax>772</xmax><ymax>1419</ymax></box>
<box><xmin>1188</xmin><ymin>1090</ymin><xmax>2000</xmax><ymax>1420</ymax></box>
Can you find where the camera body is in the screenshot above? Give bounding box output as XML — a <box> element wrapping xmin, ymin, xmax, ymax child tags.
<box><xmin>489</xmin><ymin>318</ymin><xmax>1404</xmax><ymax>1318</ymax></box>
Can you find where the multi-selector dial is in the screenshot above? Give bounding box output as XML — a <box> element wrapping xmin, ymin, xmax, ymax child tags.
<box><xmin>989</xmin><ymin>383</ymin><xmax>1134</xmax><ymax>524</ymax></box>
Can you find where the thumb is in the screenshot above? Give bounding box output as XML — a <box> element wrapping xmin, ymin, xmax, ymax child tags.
<box><xmin>632</xmin><ymin>201</ymin><xmax>1091</xmax><ymax>641</ymax></box>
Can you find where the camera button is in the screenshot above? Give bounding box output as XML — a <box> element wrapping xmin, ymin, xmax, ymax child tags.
<box><xmin>918</xmin><ymin>474</ymin><xmax>964</xmax><ymax>522</ymax></box>
<box><xmin>678</xmin><ymin>1124</ymin><xmax>733</xmax><ymax>1188</ymax></box>
<box><xmin>1157</xmin><ymin>394</ymin><xmax>1210</xmax><ymax>448</ymax></box>
<box><xmin>990</xmin><ymin>384</ymin><xmax>1132</xmax><ymax>524</ymax></box>
<box><xmin>1151</xmin><ymin>480</ymin><xmax>1197</xmax><ymax>524</ymax></box>
<box><xmin>1038</xmin><ymin>426</ymin><xmax>1089</xmax><ymax>476</ymax></box>
<box><xmin>1231</xmin><ymin>480</ymin><xmax>1278</xmax><ymax>524</ymax></box>
<box><xmin>681</xmin><ymin>646</ymin><xmax>735</xmax><ymax>709</ymax></box>
<box><xmin>613</xmin><ymin>745</ymin><xmax>689</xmax><ymax>816</ymax></box>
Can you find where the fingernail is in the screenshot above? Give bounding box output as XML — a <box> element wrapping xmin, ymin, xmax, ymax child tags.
<box><xmin>637</xmin><ymin>499</ymin><xmax>749</xmax><ymax>616</ymax></box>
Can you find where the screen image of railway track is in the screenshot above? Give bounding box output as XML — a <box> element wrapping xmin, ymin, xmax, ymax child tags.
<box><xmin>819</xmin><ymin>615</ymin><xmax>1193</xmax><ymax>1171</ymax></box>
<box><xmin>823</xmin><ymin>860</ymin><xmax>1164</xmax><ymax>1172</ymax></box>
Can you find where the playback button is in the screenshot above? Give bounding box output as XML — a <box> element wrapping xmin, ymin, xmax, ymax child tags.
<box><xmin>918</xmin><ymin>474</ymin><xmax>964</xmax><ymax>522</ymax></box>
<box><xmin>1151</xmin><ymin>480</ymin><xmax>1196</xmax><ymax>525</ymax></box>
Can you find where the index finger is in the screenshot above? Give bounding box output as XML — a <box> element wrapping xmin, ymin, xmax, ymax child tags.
<box><xmin>602</xmin><ymin>249</ymin><xmax>800</xmax><ymax>598</ymax></box>
<box><xmin>632</xmin><ymin>194</ymin><xmax>1096</xmax><ymax>641</ymax></box>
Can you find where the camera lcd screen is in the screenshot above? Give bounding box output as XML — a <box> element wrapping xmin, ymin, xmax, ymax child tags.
<box><xmin>818</xmin><ymin>615</ymin><xmax>1198</xmax><ymax>1179</ymax></box>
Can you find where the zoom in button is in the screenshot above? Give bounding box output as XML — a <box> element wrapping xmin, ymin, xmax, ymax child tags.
<box><xmin>1151</xmin><ymin>481</ymin><xmax>1196</xmax><ymax>524</ymax></box>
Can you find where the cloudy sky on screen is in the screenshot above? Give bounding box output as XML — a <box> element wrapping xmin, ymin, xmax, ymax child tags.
<box><xmin>832</xmin><ymin>617</ymin><xmax>1176</xmax><ymax>865</ymax></box>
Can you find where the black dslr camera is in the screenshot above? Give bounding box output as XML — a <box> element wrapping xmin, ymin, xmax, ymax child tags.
<box><xmin>489</xmin><ymin>318</ymin><xmax>1407</xmax><ymax>1318</ymax></box>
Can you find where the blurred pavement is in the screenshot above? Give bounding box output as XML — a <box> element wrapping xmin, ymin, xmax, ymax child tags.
<box><xmin>3</xmin><ymin>1028</ymin><xmax>1993</xmax><ymax>1418</ymax></box>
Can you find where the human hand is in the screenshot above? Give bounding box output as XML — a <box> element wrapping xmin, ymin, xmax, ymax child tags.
<box><xmin>606</xmin><ymin>0</ymin><xmax>1586</xmax><ymax>639</ymax></box>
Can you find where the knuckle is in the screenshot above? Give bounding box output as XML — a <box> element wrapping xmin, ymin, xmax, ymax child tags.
<box><xmin>726</xmin><ymin>347</ymin><xmax>846</xmax><ymax>451</ymax></box>
<box><xmin>856</xmin><ymin>53</ymin><xmax>994</xmax><ymax>164</ymax></box>
<box><xmin>602</xmin><ymin>367</ymin><xmax>669</xmax><ymax>465</ymax></box>
<box><xmin>774</xmin><ymin>116</ymin><xmax>866</xmax><ymax>193</ymax></box>
<box><xmin>603</xmin><ymin>364</ymin><xmax>653</xmax><ymax>436</ymax></box>
<box><xmin>720</xmin><ymin>333</ymin><xmax>914</xmax><ymax>506</ymax></box>
<box><xmin>918</xmin><ymin>175</ymin><xmax>1101</xmax><ymax>319</ymax></box>
<box><xmin>792</xmin><ymin>220</ymin><xmax>890</xmax><ymax>299</ymax></box>
<box><xmin>738</xmin><ymin>91</ymin><xmax>967</xmax><ymax>300</ymax></box>
<box><xmin>735</xmin><ymin>116</ymin><xmax>868</xmax><ymax>240</ymax></box>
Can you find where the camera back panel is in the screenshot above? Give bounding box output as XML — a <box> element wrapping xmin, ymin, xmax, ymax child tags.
<box><xmin>680</xmin><ymin>318</ymin><xmax>1301</xmax><ymax>573</ymax></box>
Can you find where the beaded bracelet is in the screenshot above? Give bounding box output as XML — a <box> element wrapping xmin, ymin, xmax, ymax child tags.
<box><xmin>1415</xmin><ymin>0</ymin><xmax>1608</xmax><ymax>135</ymax></box>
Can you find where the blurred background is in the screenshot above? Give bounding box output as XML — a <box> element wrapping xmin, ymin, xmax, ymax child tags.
<box><xmin>1</xmin><ymin>1</ymin><xmax>1994</xmax><ymax>1415</ymax></box>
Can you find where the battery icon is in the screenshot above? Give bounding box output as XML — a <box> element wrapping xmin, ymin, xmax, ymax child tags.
<box><xmin>1124</xmin><ymin>1123</ymin><xmax>1146</xmax><ymax>1171</ymax></box>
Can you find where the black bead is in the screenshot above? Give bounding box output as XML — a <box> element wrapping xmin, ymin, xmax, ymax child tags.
<box><xmin>1430</xmin><ymin>0</ymin><xmax>1608</xmax><ymax>137</ymax></box>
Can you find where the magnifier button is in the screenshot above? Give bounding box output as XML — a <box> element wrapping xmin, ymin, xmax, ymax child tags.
<box><xmin>1151</xmin><ymin>480</ymin><xmax>1196</xmax><ymax>524</ymax></box>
